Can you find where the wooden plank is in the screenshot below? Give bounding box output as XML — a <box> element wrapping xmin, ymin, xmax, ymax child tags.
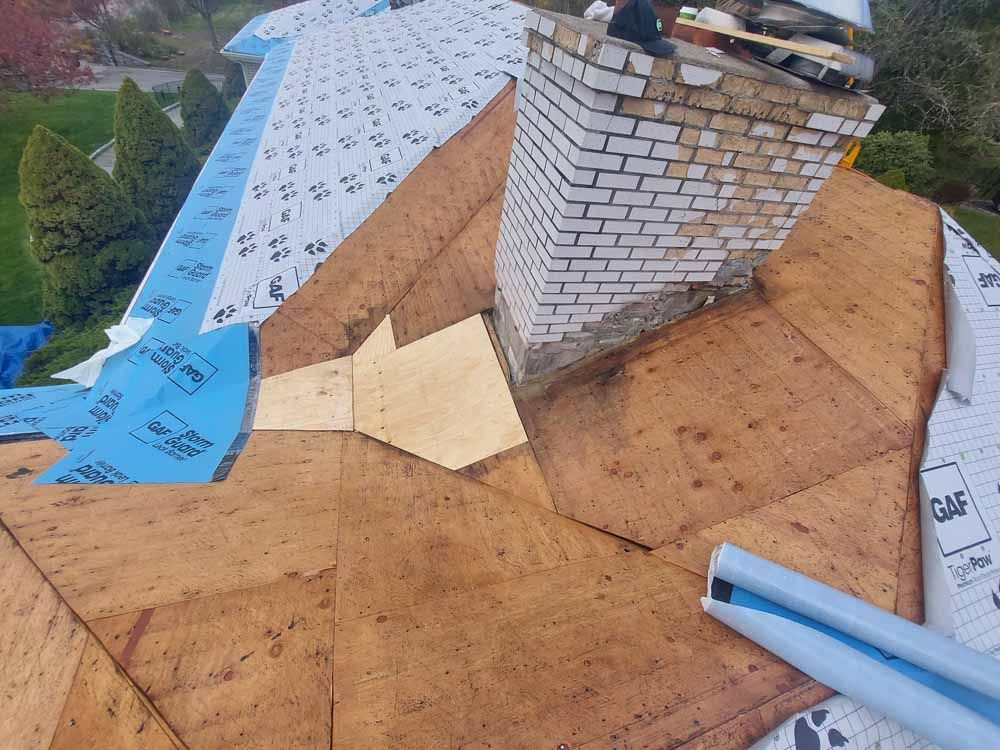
<box><xmin>258</xmin><ymin>310</ymin><xmax>342</xmax><ymax>379</ymax></box>
<box><xmin>335</xmin><ymin>434</ymin><xmax>627</xmax><ymax>620</ymax></box>
<box><xmin>458</xmin><ymin>443</ymin><xmax>556</xmax><ymax>511</ymax></box>
<box><xmin>259</xmin><ymin>85</ymin><xmax>515</xmax><ymax>373</ymax></box>
<box><xmin>253</xmin><ymin>356</ymin><xmax>353</xmax><ymax>431</ymax></box>
<box><xmin>675</xmin><ymin>17</ymin><xmax>854</xmax><ymax>62</ymax></box>
<box><xmin>333</xmin><ymin>550</ymin><xmax>809</xmax><ymax>749</ymax></box>
<box><xmin>518</xmin><ymin>292</ymin><xmax>912</xmax><ymax>548</ymax></box>
<box><xmin>756</xmin><ymin>169</ymin><xmax>941</xmax><ymax>427</ymax></box>
<box><xmin>353</xmin><ymin>315</ymin><xmax>396</xmax><ymax>363</ymax></box>
<box><xmin>50</xmin><ymin>635</ymin><xmax>182</xmax><ymax>750</ymax></box>
<box><xmin>390</xmin><ymin>187</ymin><xmax>503</xmax><ymax>347</ymax></box>
<box><xmin>354</xmin><ymin>315</ymin><xmax>528</xmax><ymax>470</ymax></box>
<box><xmin>89</xmin><ymin>570</ymin><xmax>337</xmax><ymax>749</ymax></box>
<box><xmin>652</xmin><ymin>450</ymin><xmax>910</xmax><ymax>610</ymax></box>
<box><xmin>0</xmin><ymin>432</ymin><xmax>344</xmax><ymax>619</ymax></box>
<box><xmin>0</xmin><ymin>525</ymin><xmax>88</xmax><ymax>750</ymax></box>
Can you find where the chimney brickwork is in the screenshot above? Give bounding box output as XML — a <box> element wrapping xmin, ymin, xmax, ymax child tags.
<box><xmin>494</xmin><ymin>9</ymin><xmax>885</xmax><ymax>382</ymax></box>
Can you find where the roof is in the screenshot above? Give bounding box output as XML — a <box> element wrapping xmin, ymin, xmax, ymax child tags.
<box><xmin>0</xmin><ymin>72</ymin><xmax>947</xmax><ymax>744</ymax></box>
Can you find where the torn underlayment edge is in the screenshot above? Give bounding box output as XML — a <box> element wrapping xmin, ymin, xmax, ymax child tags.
<box><xmin>51</xmin><ymin>317</ymin><xmax>154</xmax><ymax>388</ymax></box>
<box><xmin>748</xmin><ymin>210</ymin><xmax>1000</xmax><ymax>749</ymax></box>
<box><xmin>704</xmin><ymin>544</ymin><xmax>1000</xmax><ymax>749</ymax></box>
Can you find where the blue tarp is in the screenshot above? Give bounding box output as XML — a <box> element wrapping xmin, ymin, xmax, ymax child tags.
<box><xmin>0</xmin><ymin>322</ymin><xmax>52</xmax><ymax>388</ymax></box>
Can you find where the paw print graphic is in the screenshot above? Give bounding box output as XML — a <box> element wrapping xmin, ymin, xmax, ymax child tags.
<box><xmin>338</xmin><ymin>134</ymin><xmax>359</xmax><ymax>150</ymax></box>
<box><xmin>291</xmin><ymin>117</ymin><xmax>306</xmax><ymax>129</ymax></box>
<box><xmin>368</xmin><ymin>132</ymin><xmax>390</xmax><ymax>148</ymax></box>
<box><xmin>359</xmin><ymin>82</ymin><xmax>375</xmax><ymax>93</ymax></box>
<box><xmin>309</xmin><ymin>181</ymin><xmax>332</xmax><ymax>201</ymax></box>
<box><xmin>454</xmin><ymin>50</ymin><xmax>473</xmax><ymax>60</ymax></box>
<box><xmin>270</xmin><ymin>118</ymin><xmax>285</xmax><ymax>130</ymax></box>
<box><xmin>263</xmin><ymin>147</ymin><xmax>278</xmax><ymax>160</ymax></box>
<box><xmin>311</xmin><ymin>142</ymin><xmax>331</xmax><ymax>157</ymax></box>
<box><xmin>474</xmin><ymin>69</ymin><xmax>499</xmax><ymax>80</ymax></box>
<box><xmin>336</xmin><ymin>85</ymin><xmax>352</xmax><ymax>96</ymax></box>
<box><xmin>401</xmin><ymin>60</ymin><xmax>418</xmax><ymax>70</ymax></box>
<box><xmin>345</xmin><ymin>182</ymin><xmax>363</xmax><ymax>194</ymax></box>
<box><xmin>425</xmin><ymin>102</ymin><xmax>449</xmax><ymax>117</ymax></box>
<box><xmin>303</xmin><ymin>239</ymin><xmax>329</xmax><ymax>256</ymax></box>
<box><xmin>390</xmin><ymin>100</ymin><xmax>412</xmax><ymax>112</ymax></box>
<box><xmin>286</xmin><ymin>145</ymin><xmax>303</xmax><ymax>159</ymax></box>
<box><xmin>412</xmin><ymin>79</ymin><xmax>431</xmax><ymax>90</ymax></box>
<box><xmin>267</xmin><ymin>234</ymin><xmax>288</xmax><ymax>250</ymax></box>
<box><xmin>384</xmin><ymin>77</ymin><xmax>401</xmax><ymax>88</ymax></box>
<box><xmin>337</xmin><ymin>107</ymin><xmax>354</xmax><ymax>119</ymax></box>
<box><xmin>314</xmin><ymin>114</ymin><xmax>331</xmax><ymax>126</ymax></box>
<box><xmin>402</xmin><ymin>130</ymin><xmax>428</xmax><ymax>146</ymax></box>
<box><xmin>362</xmin><ymin>104</ymin><xmax>382</xmax><ymax>116</ymax></box>
<box><xmin>459</xmin><ymin>99</ymin><xmax>479</xmax><ymax>110</ymax></box>
<box><xmin>442</xmin><ymin>74</ymin><xmax>461</xmax><ymax>85</ymax></box>
<box><xmin>213</xmin><ymin>305</ymin><xmax>237</xmax><ymax>324</ymax></box>
<box><xmin>270</xmin><ymin>247</ymin><xmax>292</xmax><ymax>262</ymax></box>
<box><xmin>238</xmin><ymin>241</ymin><xmax>258</xmax><ymax>257</ymax></box>
<box><xmin>251</xmin><ymin>183</ymin><xmax>269</xmax><ymax>199</ymax></box>
<box><xmin>376</xmin><ymin>173</ymin><xmax>398</xmax><ymax>186</ymax></box>
<box><xmin>315</xmin><ymin>92</ymin><xmax>329</xmax><ymax>102</ymax></box>
<box><xmin>279</xmin><ymin>187</ymin><xmax>298</xmax><ymax>201</ymax></box>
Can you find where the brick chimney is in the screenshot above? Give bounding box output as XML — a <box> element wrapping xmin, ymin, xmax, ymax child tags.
<box><xmin>494</xmin><ymin>9</ymin><xmax>885</xmax><ymax>382</ymax></box>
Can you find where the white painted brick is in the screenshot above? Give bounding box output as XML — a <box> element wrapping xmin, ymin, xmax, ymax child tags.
<box><xmin>596</xmin><ymin>41</ymin><xmax>628</xmax><ymax>70</ymax></box>
<box><xmin>776</xmin><ymin>229</ymin><xmax>791</xmax><ymax>239</ymax></box>
<box><xmin>691</xmin><ymin>237</ymin><xmax>723</xmax><ymax>248</ymax></box>
<box><xmin>607</xmin><ymin>135</ymin><xmax>653</xmax><ymax>156</ymax></box>
<box><xmin>854</xmin><ymin>121</ymin><xmax>874</xmax><ymax>137</ymax></box>
<box><xmin>577</xmin><ymin>33</ymin><xmax>591</xmax><ymax>56</ymax></box>
<box><xmin>635</xmin><ymin>121</ymin><xmax>681</xmax><ymax>141</ymax></box>
<box><xmin>549</xmin><ymin>244</ymin><xmax>593</xmax><ymax>258</ymax></box>
<box><xmin>567</xmin><ymin>258</ymin><xmax>607</xmax><ymax>271</ymax></box>
<box><xmin>592</xmin><ymin>91</ymin><xmax>618</xmax><ymax>111</ymax></box>
<box><xmin>527</xmin><ymin>331</ymin><xmax>565</xmax><ymax>343</ymax></box>
<box><xmin>578</xmin><ymin>150</ymin><xmax>623</xmax><ymax>171</ymax></box>
<box><xmin>651</xmin><ymin>142</ymin><xmax>681</xmax><ymax>160</ymax></box>
<box><xmin>799</xmin><ymin>162</ymin><xmax>819</xmax><ymax>177</ymax></box>
<box><xmin>586</xmin><ymin>271</ymin><xmax>623</xmax><ymax>282</ymax></box>
<box><xmin>617</xmin><ymin>76</ymin><xmax>646</xmax><ymax>97</ymax></box>
<box><xmin>807</xmin><ymin>178</ymin><xmax>824</xmax><ymax>192</ymax></box>
<box><xmin>604</xmin><ymin>114</ymin><xmax>638</xmax><ymax>135</ymax></box>
<box><xmin>824</xmin><ymin>149</ymin><xmax>845</xmax><ymax>164</ymax></box>
<box><xmin>642</xmin><ymin>260</ymin><xmax>677</xmax><ymax>271</ymax></box>
<box><xmin>755</xmin><ymin>240</ymin><xmax>782</xmax><ymax>250</ymax></box>
<box><xmin>820</xmin><ymin>132</ymin><xmax>840</xmax><ymax>147</ymax></box>
<box><xmin>621</xmin><ymin>271</ymin><xmax>655</xmax><ymax>282</ymax></box>
<box><xmin>570</xmin><ymin>310</ymin><xmax>607</xmax><ymax>321</ymax></box>
<box><xmin>678</xmin><ymin>64</ymin><xmax>723</xmax><ymax>87</ymax></box>
<box><xmin>555</xmin><ymin>304</ymin><xmax>594</xmax><ymax>314</ymax></box>
<box><xmin>721</xmin><ymin>152</ymin><xmax>735</xmax><ymax>166</ymax></box>
<box><xmin>806</xmin><ymin>113</ymin><xmax>844</xmax><ymax>132</ymax></box>
<box><xmin>653</xmin><ymin>193</ymin><xmax>693</xmax><ymax>209</ymax></box>
<box><xmin>719</xmin><ymin>185</ymin><xmax>736</xmax><ymax>199</ymax></box>
<box><xmin>555</xmin><ymin>231</ymin><xmax>577</xmax><ymax>244</ymax></box>
<box><xmin>686</xmin><ymin>272</ymin><xmax>717</xmax><ymax>282</ymax></box>
<box><xmin>632</xmin><ymin>282</ymin><xmax>667</xmax><ymax>293</ymax></box>
<box><xmin>793</xmin><ymin>146</ymin><xmax>824</xmax><ymax>162</ymax></box>
<box><xmin>641</xmin><ymin>221</ymin><xmax>679</xmax><ymax>234</ymax></box>
<box><xmin>746</xmin><ymin>227</ymin><xmax>766</xmax><ymax>239</ymax></box>
<box><xmin>770</xmin><ymin>158</ymin><xmax>788</xmax><ymax>172</ymax></box>
<box><xmin>549</xmin><ymin>322</ymin><xmax>584</xmax><ymax>333</ymax></box>
<box><xmin>726</xmin><ymin>239</ymin><xmax>753</xmax><ymax>250</ymax></box>
<box><xmin>669</xmin><ymin>209</ymin><xmax>706</xmax><ymax>223</ymax></box>
<box><xmin>792</xmin><ymin>204</ymin><xmax>808</xmax><ymax>216</ymax></box>
<box><xmin>612</xmin><ymin>191</ymin><xmax>654</xmax><ymax>206</ymax></box>
<box><xmin>642</xmin><ymin>177</ymin><xmax>682</xmax><ymax>193</ymax></box>
<box><xmin>537</xmin><ymin>15</ymin><xmax>556</xmax><ymax>37</ymax></box>
<box><xmin>865</xmin><ymin>103</ymin><xmax>886</xmax><ymax>121</ymax></box>
<box><xmin>698</xmin><ymin>249</ymin><xmax>728</xmax><ymax>260</ymax></box>
<box><xmin>530</xmin><ymin>324</ymin><xmax>551</xmax><ymax>335</ymax></box>
<box><xmin>783</xmin><ymin>191</ymin><xmax>802</xmax><ymax>204</ymax></box>
<box><xmin>687</xmin><ymin>164</ymin><xmax>708</xmax><ymax>179</ymax></box>
<box><xmin>659</xmin><ymin>236</ymin><xmax>691</xmax><ymax>248</ymax></box>
<box><xmin>680</xmin><ymin>181</ymin><xmax>717</xmax><ymax>196</ymax></box>
<box><xmin>562</xmin><ymin>218</ymin><xmax>604</xmax><ymax>232</ymax></box>
<box><xmin>629</xmin><ymin>207</ymin><xmax>669</xmax><ymax>222</ymax></box>
<box><xmin>596</xmin><ymin>172</ymin><xmax>640</xmax><ymax>190</ymax></box>
<box><xmin>598</xmin><ymin>283</ymin><xmax>634</xmax><ymax>293</ymax></box>
<box><xmin>691</xmin><ymin>197</ymin><xmax>727</xmax><ymax>211</ymax></box>
<box><xmin>624</xmin><ymin>156</ymin><xmax>668</xmax><ymax>175</ymax></box>
<box><xmin>573</xmin><ymin>299</ymin><xmax>611</xmax><ymax>309</ymax></box>
<box><xmin>755</xmin><ymin>188</ymin><xmax>785</xmax><ymax>202</ymax></box>
<box><xmin>565</xmin><ymin>185</ymin><xmax>612</xmax><ymax>202</ymax></box>
<box><xmin>590</xmin><ymin>304</ymin><xmax>626</xmax><ymax>314</ymax></box>
<box><xmin>789</xmin><ymin>127</ymin><xmax>823</xmax><ymax>145</ymax></box>
<box><xmin>539</xmin><ymin>292</ymin><xmax>578</xmax><ymax>303</ymax></box>
<box><xmin>607</xmin><ymin>260</ymin><xmax>646</xmax><ymax>271</ymax></box>
<box><xmin>677</xmin><ymin>261</ymin><xmax>707</xmax><ymax>272</ymax></box>
<box><xmin>523</xmin><ymin>10</ymin><xmax>540</xmax><ymax>30</ymax></box>
<box><xmin>593</xmin><ymin>247</ymin><xmax>632</xmax><ymax>259</ymax></box>
<box><xmin>583</xmin><ymin>64</ymin><xmax>620</xmax><ymax>92</ymax></box>
<box><xmin>750</xmin><ymin>122</ymin><xmax>778</xmax><ymax>138</ymax></box>
<box><xmin>587</xmin><ymin>204</ymin><xmax>630</xmax><ymax>219</ymax></box>
<box><xmin>533</xmin><ymin>314</ymin><xmax>570</xmax><ymax>324</ymax></box>
<box><xmin>603</xmin><ymin>220</ymin><xmax>643</xmax><ymax>234</ymax></box>
<box><xmin>628</xmin><ymin>52</ymin><xmax>653</xmax><ymax>77</ymax></box>
<box><xmin>548</xmin><ymin>271</ymin><xmax>585</xmax><ymax>282</ymax></box>
<box><xmin>816</xmin><ymin>165</ymin><xmax>834</xmax><ymax>179</ymax></box>
<box><xmin>542</xmin><ymin>41</ymin><xmax>554</xmax><ymax>61</ymax></box>
<box><xmin>838</xmin><ymin>118</ymin><xmax>859</xmax><ymax>135</ymax></box>
<box><xmin>630</xmin><ymin>248</ymin><xmax>667</xmax><ymax>259</ymax></box>
<box><xmin>654</xmin><ymin>271</ymin><xmax>688</xmax><ymax>282</ymax></box>
<box><xmin>699</xmin><ymin>130</ymin><xmax>719</xmax><ymax>147</ymax></box>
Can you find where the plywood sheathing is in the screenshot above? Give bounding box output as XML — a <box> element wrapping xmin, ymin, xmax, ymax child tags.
<box><xmin>653</xmin><ymin>450</ymin><xmax>910</xmax><ymax>610</ymax></box>
<box><xmin>458</xmin><ymin>442</ymin><xmax>557</xmax><ymax>511</ymax></box>
<box><xmin>253</xmin><ymin>356</ymin><xmax>353</xmax><ymax>431</ymax></box>
<box><xmin>89</xmin><ymin>571</ymin><xmax>337</xmax><ymax>749</ymax></box>
<box><xmin>755</xmin><ymin>169</ymin><xmax>941</xmax><ymax>428</ymax></box>
<box><xmin>0</xmin><ymin>524</ymin><xmax>182</xmax><ymax>750</ymax></box>
<box><xmin>388</xmin><ymin>186</ymin><xmax>503</xmax><ymax>348</ymax></box>
<box><xmin>51</xmin><ymin>634</ymin><xmax>184</xmax><ymax>750</ymax></box>
<box><xmin>353</xmin><ymin>314</ymin><xmax>396</xmax><ymax>363</ymax></box>
<box><xmin>258</xmin><ymin>84</ymin><xmax>516</xmax><ymax>377</ymax></box>
<box><xmin>0</xmin><ymin>432</ymin><xmax>344</xmax><ymax>620</ymax></box>
<box><xmin>354</xmin><ymin>314</ymin><xmax>528</xmax><ymax>470</ymax></box>
<box><xmin>517</xmin><ymin>290</ymin><xmax>912</xmax><ymax>548</ymax></box>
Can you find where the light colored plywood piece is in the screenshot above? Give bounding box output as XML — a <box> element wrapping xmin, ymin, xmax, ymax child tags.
<box><xmin>0</xmin><ymin>526</ymin><xmax>88</xmax><ymax>750</ymax></box>
<box><xmin>389</xmin><ymin>187</ymin><xmax>502</xmax><ymax>347</ymax></box>
<box><xmin>0</xmin><ymin>432</ymin><xmax>344</xmax><ymax>619</ymax></box>
<box><xmin>259</xmin><ymin>85</ymin><xmax>515</xmax><ymax>372</ymax></box>
<box><xmin>652</xmin><ymin>450</ymin><xmax>910</xmax><ymax>610</ymax></box>
<box><xmin>756</xmin><ymin>169</ymin><xmax>940</xmax><ymax>427</ymax></box>
<box><xmin>353</xmin><ymin>315</ymin><xmax>396</xmax><ymax>363</ymax></box>
<box><xmin>253</xmin><ymin>356</ymin><xmax>353</xmax><ymax>431</ymax></box>
<box><xmin>458</xmin><ymin>442</ymin><xmax>556</xmax><ymax>511</ymax></box>
<box><xmin>335</xmin><ymin>434</ymin><xmax>628</xmax><ymax>620</ymax></box>
<box><xmin>354</xmin><ymin>314</ymin><xmax>528</xmax><ymax>470</ymax></box>
<box><xmin>333</xmin><ymin>551</ymin><xmax>809</xmax><ymax>749</ymax></box>
<box><xmin>50</xmin><ymin>635</ymin><xmax>182</xmax><ymax>750</ymax></box>
<box><xmin>90</xmin><ymin>570</ymin><xmax>336</xmax><ymax>750</ymax></box>
<box><xmin>518</xmin><ymin>292</ymin><xmax>912</xmax><ymax>548</ymax></box>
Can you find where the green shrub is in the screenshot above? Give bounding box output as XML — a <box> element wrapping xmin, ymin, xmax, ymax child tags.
<box><xmin>935</xmin><ymin>180</ymin><xmax>973</xmax><ymax>204</ymax></box>
<box><xmin>180</xmin><ymin>69</ymin><xmax>228</xmax><ymax>151</ymax></box>
<box><xmin>876</xmin><ymin>168</ymin><xmax>909</xmax><ymax>191</ymax></box>
<box><xmin>855</xmin><ymin>131</ymin><xmax>935</xmax><ymax>195</ymax></box>
<box><xmin>113</xmin><ymin>77</ymin><xmax>200</xmax><ymax>240</ymax></box>
<box><xmin>114</xmin><ymin>18</ymin><xmax>178</xmax><ymax>61</ymax></box>
<box><xmin>18</xmin><ymin>126</ymin><xmax>155</xmax><ymax>326</ymax></box>
<box><xmin>133</xmin><ymin>3</ymin><xmax>167</xmax><ymax>32</ymax></box>
<box><xmin>222</xmin><ymin>62</ymin><xmax>247</xmax><ymax>104</ymax></box>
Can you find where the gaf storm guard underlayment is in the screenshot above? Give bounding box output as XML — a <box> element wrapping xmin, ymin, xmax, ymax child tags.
<box><xmin>0</xmin><ymin>0</ymin><xmax>527</xmax><ymax>484</ymax></box>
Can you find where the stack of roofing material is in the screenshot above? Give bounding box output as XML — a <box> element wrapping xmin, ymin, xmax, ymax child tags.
<box><xmin>0</xmin><ymin>0</ymin><xmax>526</xmax><ymax>484</ymax></box>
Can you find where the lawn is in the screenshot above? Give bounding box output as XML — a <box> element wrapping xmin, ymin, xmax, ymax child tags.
<box><xmin>954</xmin><ymin>206</ymin><xmax>1000</xmax><ymax>258</ymax></box>
<box><xmin>0</xmin><ymin>90</ymin><xmax>117</xmax><ymax>326</ymax></box>
<box><xmin>155</xmin><ymin>0</ymin><xmax>272</xmax><ymax>74</ymax></box>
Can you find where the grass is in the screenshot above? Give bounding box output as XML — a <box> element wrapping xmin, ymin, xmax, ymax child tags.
<box><xmin>954</xmin><ymin>206</ymin><xmax>1000</xmax><ymax>259</ymax></box>
<box><xmin>0</xmin><ymin>90</ymin><xmax>117</xmax><ymax>326</ymax></box>
<box><xmin>155</xmin><ymin>0</ymin><xmax>272</xmax><ymax>74</ymax></box>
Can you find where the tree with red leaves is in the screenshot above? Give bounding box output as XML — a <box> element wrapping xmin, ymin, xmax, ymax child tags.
<box><xmin>0</xmin><ymin>0</ymin><xmax>92</xmax><ymax>100</ymax></box>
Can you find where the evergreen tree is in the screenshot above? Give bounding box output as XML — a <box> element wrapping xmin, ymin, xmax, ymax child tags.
<box><xmin>222</xmin><ymin>61</ymin><xmax>247</xmax><ymax>104</ymax></box>
<box><xmin>180</xmin><ymin>68</ymin><xmax>229</xmax><ymax>151</ymax></box>
<box><xmin>113</xmin><ymin>77</ymin><xmax>201</xmax><ymax>240</ymax></box>
<box><xmin>19</xmin><ymin>126</ymin><xmax>155</xmax><ymax>325</ymax></box>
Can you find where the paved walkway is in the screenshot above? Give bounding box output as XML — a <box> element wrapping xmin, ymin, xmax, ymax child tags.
<box><xmin>93</xmin><ymin>105</ymin><xmax>185</xmax><ymax>173</ymax></box>
<box><xmin>83</xmin><ymin>64</ymin><xmax>223</xmax><ymax>92</ymax></box>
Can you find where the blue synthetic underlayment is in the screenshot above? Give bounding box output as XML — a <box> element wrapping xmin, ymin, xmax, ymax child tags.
<box><xmin>0</xmin><ymin>44</ymin><xmax>293</xmax><ymax>483</ymax></box>
<box><xmin>0</xmin><ymin>322</ymin><xmax>52</xmax><ymax>388</ymax></box>
<box><xmin>728</xmin><ymin>585</ymin><xmax>1000</xmax><ymax>725</ymax></box>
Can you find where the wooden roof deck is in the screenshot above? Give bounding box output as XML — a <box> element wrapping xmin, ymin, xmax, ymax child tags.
<box><xmin>0</xmin><ymin>91</ymin><xmax>943</xmax><ymax>749</ymax></box>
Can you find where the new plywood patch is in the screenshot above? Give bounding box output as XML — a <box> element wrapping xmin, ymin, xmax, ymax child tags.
<box><xmin>353</xmin><ymin>315</ymin><xmax>396</xmax><ymax>364</ymax></box>
<box><xmin>354</xmin><ymin>314</ymin><xmax>528</xmax><ymax>470</ymax></box>
<box><xmin>253</xmin><ymin>356</ymin><xmax>353</xmax><ymax>431</ymax></box>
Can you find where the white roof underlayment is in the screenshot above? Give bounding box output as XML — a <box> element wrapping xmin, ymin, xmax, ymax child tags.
<box><xmin>253</xmin><ymin>0</ymin><xmax>384</xmax><ymax>41</ymax></box>
<box><xmin>201</xmin><ymin>0</ymin><xmax>526</xmax><ymax>332</ymax></box>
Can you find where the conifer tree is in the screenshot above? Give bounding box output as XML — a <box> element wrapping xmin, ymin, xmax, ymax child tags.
<box><xmin>180</xmin><ymin>68</ymin><xmax>228</xmax><ymax>151</ymax></box>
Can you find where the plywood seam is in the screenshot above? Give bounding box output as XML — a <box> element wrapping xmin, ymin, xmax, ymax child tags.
<box><xmin>457</xmin><ymin>82</ymin><xmax>515</xmax><ymax>142</ymax></box>
<box><xmin>656</xmin><ymin>447</ymin><xmax>911</xmax><ymax>556</ymax></box>
<box><xmin>385</xmin><ymin>181</ymin><xmax>507</xmax><ymax>342</ymax></box>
